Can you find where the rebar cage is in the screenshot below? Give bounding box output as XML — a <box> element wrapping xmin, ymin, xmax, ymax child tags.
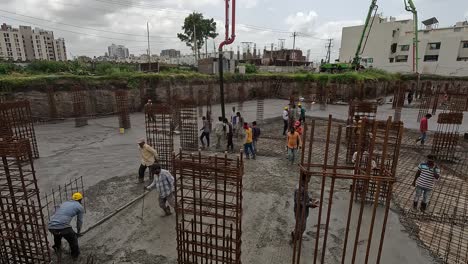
<box><xmin>178</xmin><ymin>100</ymin><xmax>199</xmax><ymax>152</ymax></box>
<box><xmin>71</xmin><ymin>86</ymin><xmax>88</xmax><ymax>127</ymax></box>
<box><xmin>173</xmin><ymin>150</ymin><xmax>244</xmax><ymax>264</ymax></box>
<box><xmin>145</xmin><ymin>104</ymin><xmax>174</xmax><ymax>172</ymax></box>
<box><xmin>292</xmin><ymin>116</ymin><xmax>400</xmax><ymax>264</ymax></box>
<box><xmin>0</xmin><ymin>139</ymin><xmax>50</xmax><ymax>263</ymax></box>
<box><xmin>0</xmin><ymin>100</ymin><xmax>39</xmax><ymax>159</ymax></box>
<box><xmin>115</xmin><ymin>90</ymin><xmax>131</xmax><ymax>129</ymax></box>
<box><xmin>431</xmin><ymin>112</ymin><xmax>463</xmax><ymax>161</ymax></box>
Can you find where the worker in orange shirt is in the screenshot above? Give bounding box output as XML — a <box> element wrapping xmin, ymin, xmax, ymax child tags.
<box><xmin>243</xmin><ymin>122</ymin><xmax>256</xmax><ymax>159</ymax></box>
<box><xmin>287</xmin><ymin>127</ymin><xmax>302</xmax><ymax>165</ymax></box>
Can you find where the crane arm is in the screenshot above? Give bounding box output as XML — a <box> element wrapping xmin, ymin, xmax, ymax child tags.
<box><xmin>352</xmin><ymin>0</ymin><xmax>378</xmax><ymax>67</ymax></box>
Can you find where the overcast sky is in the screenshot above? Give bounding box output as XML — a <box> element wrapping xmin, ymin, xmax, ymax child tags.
<box><xmin>2</xmin><ymin>0</ymin><xmax>467</xmax><ymax>62</ymax></box>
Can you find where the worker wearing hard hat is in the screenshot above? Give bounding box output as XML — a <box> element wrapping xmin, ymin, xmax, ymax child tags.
<box><xmin>282</xmin><ymin>106</ymin><xmax>289</xmax><ymax>136</ymax></box>
<box><xmin>48</xmin><ymin>192</ymin><xmax>84</xmax><ymax>260</ymax></box>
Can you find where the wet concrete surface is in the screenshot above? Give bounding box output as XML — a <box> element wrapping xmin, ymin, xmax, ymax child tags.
<box><xmin>33</xmin><ymin>99</ymin><xmax>464</xmax><ymax>263</ymax></box>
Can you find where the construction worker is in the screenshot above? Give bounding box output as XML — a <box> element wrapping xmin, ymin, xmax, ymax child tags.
<box><xmin>294</xmin><ymin>121</ymin><xmax>303</xmax><ymax>136</ymax></box>
<box><xmin>298</xmin><ymin>103</ymin><xmax>306</xmax><ymax>123</ymax></box>
<box><xmin>286</xmin><ymin>126</ymin><xmax>302</xmax><ymax>165</ymax></box>
<box><xmin>146</xmin><ymin>164</ymin><xmax>175</xmax><ymax>216</ymax></box>
<box><xmin>214</xmin><ymin>116</ymin><xmax>225</xmax><ymax>150</ymax></box>
<box><xmin>290</xmin><ymin>175</ymin><xmax>319</xmax><ymax>244</ymax></box>
<box><xmin>282</xmin><ymin>106</ymin><xmax>289</xmax><ymax>136</ymax></box>
<box><xmin>144</xmin><ymin>99</ymin><xmax>156</xmax><ymax>122</ymax></box>
<box><xmin>243</xmin><ymin>122</ymin><xmax>255</xmax><ymax>159</ymax></box>
<box><xmin>224</xmin><ymin>118</ymin><xmax>234</xmax><ymax>153</ymax></box>
<box><xmin>416</xmin><ymin>114</ymin><xmax>432</xmax><ymax>146</ymax></box>
<box><xmin>138</xmin><ymin>138</ymin><xmax>159</xmax><ymax>183</ymax></box>
<box><xmin>236</xmin><ymin>112</ymin><xmax>244</xmax><ymax>140</ymax></box>
<box><xmin>48</xmin><ymin>192</ymin><xmax>84</xmax><ymax>260</ymax></box>
<box><xmin>252</xmin><ymin>121</ymin><xmax>261</xmax><ymax>153</ymax></box>
<box><xmin>413</xmin><ymin>154</ymin><xmax>440</xmax><ymax>212</ymax></box>
<box><xmin>200</xmin><ymin>116</ymin><xmax>210</xmax><ymax>148</ymax></box>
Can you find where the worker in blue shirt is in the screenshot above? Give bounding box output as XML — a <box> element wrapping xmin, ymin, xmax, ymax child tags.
<box><xmin>48</xmin><ymin>192</ymin><xmax>84</xmax><ymax>259</ymax></box>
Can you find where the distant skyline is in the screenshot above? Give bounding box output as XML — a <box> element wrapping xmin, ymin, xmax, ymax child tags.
<box><xmin>2</xmin><ymin>0</ymin><xmax>467</xmax><ymax>62</ymax></box>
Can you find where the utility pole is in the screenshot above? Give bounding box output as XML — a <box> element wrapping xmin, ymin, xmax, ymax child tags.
<box><xmin>205</xmin><ymin>37</ymin><xmax>208</xmax><ymax>58</ymax></box>
<box><xmin>325</xmin><ymin>38</ymin><xmax>333</xmax><ymax>63</ymax></box>
<box><xmin>291</xmin><ymin>32</ymin><xmax>298</xmax><ymax>67</ymax></box>
<box><xmin>147</xmin><ymin>22</ymin><xmax>151</xmax><ymax>72</ymax></box>
<box><xmin>270</xmin><ymin>43</ymin><xmax>274</xmax><ymax>62</ymax></box>
<box><xmin>278</xmin><ymin>39</ymin><xmax>285</xmax><ymax>50</ymax></box>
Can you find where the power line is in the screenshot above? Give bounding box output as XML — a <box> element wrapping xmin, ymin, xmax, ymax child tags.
<box><xmin>0</xmin><ymin>9</ymin><xmax>178</xmax><ymax>39</ymax></box>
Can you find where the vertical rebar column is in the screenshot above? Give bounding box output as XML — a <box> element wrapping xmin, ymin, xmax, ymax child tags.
<box><xmin>115</xmin><ymin>90</ymin><xmax>131</xmax><ymax>129</ymax></box>
<box><xmin>256</xmin><ymin>81</ymin><xmax>264</xmax><ymax>123</ymax></box>
<box><xmin>145</xmin><ymin>104</ymin><xmax>174</xmax><ymax>172</ymax></box>
<box><xmin>431</xmin><ymin>112</ymin><xmax>463</xmax><ymax>161</ymax></box>
<box><xmin>345</xmin><ymin>101</ymin><xmax>378</xmax><ymax>164</ymax></box>
<box><xmin>0</xmin><ymin>100</ymin><xmax>39</xmax><ymax>159</ymax></box>
<box><xmin>71</xmin><ymin>86</ymin><xmax>88</xmax><ymax>127</ymax></box>
<box><xmin>0</xmin><ymin>139</ymin><xmax>50</xmax><ymax>263</ymax></box>
<box><xmin>46</xmin><ymin>86</ymin><xmax>58</xmax><ymax>120</ymax></box>
<box><xmin>174</xmin><ymin>151</ymin><xmax>244</xmax><ymax>264</ymax></box>
<box><xmin>179</xmin><ymin>100</ymin><xmax>199</xmax><ymax>151</ymax></box>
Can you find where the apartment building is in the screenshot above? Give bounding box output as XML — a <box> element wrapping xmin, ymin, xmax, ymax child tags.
<box><xmin>160</xmin><ymin>49</ymin><xmax>181</xmax><ymax>58</ymax></box>
<box><xmin>0</xmin><ymin>23</ymin><xmax>67</xmax><ymax>62</ymax></box>
<box><xmin>339</xmin><ymin>16</ymin><xmax>468</xmax><ymax>76</ymax></box>
<box><xmin>108</xmin><ymin>44</ymin><xmax>129</xmax><ymax>59</ymax></box>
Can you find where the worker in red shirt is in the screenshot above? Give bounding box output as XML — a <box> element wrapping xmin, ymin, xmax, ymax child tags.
<box><xmin>416</xmin><ymin>113</ymin><xmax>432</xmax><ymax>145</ymax></box>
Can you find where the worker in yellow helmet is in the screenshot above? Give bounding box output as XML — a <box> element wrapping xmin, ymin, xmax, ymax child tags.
<box><xmin>282</xmin><ymin>106</ymin><xmax>289</xmax><ymax>136</ymax></box>
<box><xmin>48</xmin><ymin>192</ymin><xmax>84</xmax><ymax>260</ymax></box>
<box><xmin>298</xmin><ymin>103</ymin><xmax>306</xmax><ymax>123</ymax></box>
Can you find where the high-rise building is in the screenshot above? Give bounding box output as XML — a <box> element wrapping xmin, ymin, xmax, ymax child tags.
<box><xmin>108</xmin><ymin>44</ymin><xmax>129</xmax><ymax>59</ymax></box>
<box><xmin>160</xmin><ymin>49</ymin><xmax>181</xmax><ymax>58</ymax></box>
<box><xmin>0</xmin><ymin>23</ymin><xmax>67</xmax><ymax>62</ymax></box>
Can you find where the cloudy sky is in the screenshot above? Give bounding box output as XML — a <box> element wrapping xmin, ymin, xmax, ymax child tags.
<box><xmin>2</xmin><ymin>0</ymin><xmax>467</xmax><ymax>62</ymax></box>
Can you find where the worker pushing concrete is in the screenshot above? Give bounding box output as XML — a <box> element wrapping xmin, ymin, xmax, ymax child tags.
<box><xmin>138</xmin><ymin>138</ymin><xmax>159</xmax><ymax>183</ymax></box>
<box><xmin>200</xmin><ymin>116</ymin><xmax>211</xmax><ymax>149</ymax></box>
<box><xmin>214</xmin><ymin>116</ymin><xmax>225</xmax><ymax>150</ymax></box>
<box><xmin>48</xmin><ymin>192</ymin><xmax>85</xmax><ymax>260</ymax></box>
<box><xmin>290</xmin><ymin>175</ymin><xmax>319</xmax><ymax>244</ymax></box>
<box><xmin>145</xmin><ymin>164</ymin><xmax>175</xmax><ymax>216</ymax></box>
<box><xmin>282</xmin><ymin>106</ymin><xmax>289</xmax><ymax>136</ymax></box>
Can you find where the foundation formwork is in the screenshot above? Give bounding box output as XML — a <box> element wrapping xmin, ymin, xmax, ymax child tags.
<box><xmin>173</xmin><ymin>151</ymin><xmax>244</xmax><ymax>264</ymax></box>
<box><xmin>145</xmin><ymin>104</ymin><xmax>174</xmax><ymax>172</ymax></box>
<box><xmin>0</xmin><ymin>100</ymin><xmax>39</xmax><ymax>159</ymax></box>
<box><xmin>179</xmin><ymin>100</ymin><xmax>199</xmax><ymax>151</ymax></box>
<box><xmin>292</xmin><ymin>116</ymin><xmax>397</xmax><ymax>264</ymax></box>
<box><xmin>71</xmin><ymin>87</ymin><xmax>88</xmax><ymax>127</ymax></box>
<box><xmin>115</xmin><ymin>90</ymin><xmax>131</xmax><ymax>129</ymax></box>
<box><xmin>0</xmin><ymin>139</ymin><xmax>50</xmax><ymax>263</ymax></box>
<box><xmin>345</xmin><ymin>101</ymin><xmax>378</xmax><ymax>163</ymax></box>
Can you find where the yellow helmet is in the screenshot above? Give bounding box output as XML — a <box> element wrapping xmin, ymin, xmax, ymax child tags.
<box><xmin>284</xmin><ymin>106</ymin><xmax>288</xmax><ymax>110</ymax></box>
<box><xmin>298</xmin><ymin>103</ymin><xmax>302</xmax><ymax>107</ymax></box>
<box><xmin>72</xmin><ymin>192</ymin><xmax>83</xmax><ymax>201</ymax></box>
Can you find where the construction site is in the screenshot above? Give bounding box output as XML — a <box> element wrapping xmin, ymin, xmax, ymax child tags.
<box><xmin>0</xmin><ymin>78</ymin><xmax>467</xmax><ymax>263</ymax></box>
<box><xmin>1</xmin><ymin>0</ymin><xmax>468</xmax><ymax>263</ymax></box>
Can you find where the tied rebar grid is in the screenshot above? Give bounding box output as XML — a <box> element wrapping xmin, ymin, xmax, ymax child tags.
<box><xmin>173</xmin><ymin>150</ymin><xmax>244</xmax><ymax>264</ymax></box>
<box><xmin>393</xmin><ymin>151</ymin><xmax>468</xmax><ymax>264</ymax></box>
<box><xmin>41</xmin><ymin>176</ymin><xmax>86</xmax><ymax>223</ymax></box>
<box><xmin>255</xmin><ymin>82</ymin><xmax>265</xmax><ymax>124</ymax></box>
<box><xmin>353</xmin><ymin>119</ymin><xmax>403</xmax><ymax>204</ymax></box>
<box><xmin>431</xmin><ymin>113</ymin><xmax>463</xmax><ymax>161</ymax></box>
<box><xmin>345</xmin><ymin>101</ymin><xmax>378</xmax><ymax>164</ymax></box>
<box><xmin>0</xmin><ymin>100</ymin><xmax>39</xmax><ymax>159</ymax></box>
<box><xmin>145</xmin><ymin>104</ymin><xmax>174</xmax><ymax>172</ymax></box>
<box><xmin>392</xmin><ymin>82</ymin><xmax>406</xmax><ymax>109</ymax></box>
<box><xmin>0</xmin><ymin>139</ymin><xmax>50</xmax><ymax>263</ymax></box>
<box><xmin>178</xmin><ymin>100</ymin><xmax>198</xmax><ymax>151</ymax></box>
<box><xmin>292</xmin><ymin>116</ymin><xmax>397</xmax><ymax>264</ymax></box>
<box><xmin>0</xmin><ymin>87</ymin><xmax>13</xmax><ymax>103</ymax></box>
<box><xmin>115</xmin><ymin>90</ymin><xmax>131</xmax><ymax>129</ymax></box>
<box><xmin>445</xmin><ymin>93</ymin><xmax>468</xmax><ymax>113</ymax></box>
<box><xmin>71</xmin><ymin>86</ymin><xmax>88</xmax><ymax>127</ymax></box>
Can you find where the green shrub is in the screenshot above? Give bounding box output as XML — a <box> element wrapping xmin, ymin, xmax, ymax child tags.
<box><xmin>244</xmin><ymin>63</ymin><xmax>257</xmax><ymax>74</ymax></box>
<box><xmin>94</xmin><ymin>63</ymin><xmax>136</xmax><ymax>75</ymax></box>
<box><xmin>0</xmin><ymin>63</ymin><xmax>23</xmax><ymax>75</ymax></box>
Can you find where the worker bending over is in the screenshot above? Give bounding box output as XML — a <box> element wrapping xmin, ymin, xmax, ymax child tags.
<box><xmin>146</xmin><ymin>164</ymin><xmax>176</xmax><ymax>216</ymax></box>
<box><xmin>48</xmin><ymin>192</ymin><xmax>85</xmax><ymax>260</ymax></box>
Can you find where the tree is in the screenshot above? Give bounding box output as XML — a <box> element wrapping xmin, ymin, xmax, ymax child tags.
<box><xmin>177</xmin><ymin>12</ymin><xmax>218</xmax><ymax>59</ymax></box>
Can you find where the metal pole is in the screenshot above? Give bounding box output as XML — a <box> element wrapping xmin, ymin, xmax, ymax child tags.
<box><xmin>219</xmin><ymin>50</ymin><xmax>226</xmax><ymax>120</ymax></box>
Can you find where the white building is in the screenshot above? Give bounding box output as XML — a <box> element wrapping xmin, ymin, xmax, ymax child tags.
<box><xmin>0</xmin><ymin>23</ymin><xmax>67</xmax><ymax>61</ymax></box>
<box><xmin>108</xmin><ymin>44</ymin><xmax>129</xmax><ymax>59</ymax></box>
<box><xmin>339</xmin><ymin>16</ymin><xmax>468</xmax><ymax>76</ymax></box>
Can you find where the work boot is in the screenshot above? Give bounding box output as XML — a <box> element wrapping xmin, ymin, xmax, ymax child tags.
<box><xmin>420</xmin><ymin>202</ymin><xmax>427</xmax><ymax>212</ymax></box>
<box><xmin>413</xmin><ymin>201</ymin><xmax>418</xmax><ymax>210</ymax></box>
<box><xmin>138</xmin><ymin>178</ymin><xmax>144</xmax><ymax>183</ymax></box>
<box><xmin>164</xmin><ymin>207</ymin><xmax>172</xmax><ymax>216</ymax></box>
